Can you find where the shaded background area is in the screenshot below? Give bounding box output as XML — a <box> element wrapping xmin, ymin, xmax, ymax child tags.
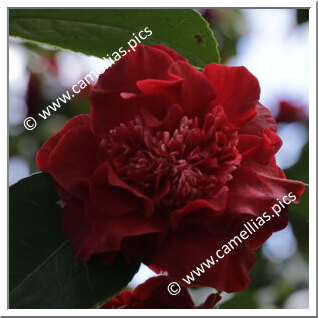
<box><xmin>9</xmin><ymin>8</ymin><xmax>309</xmax><ymax>309</ymax></box>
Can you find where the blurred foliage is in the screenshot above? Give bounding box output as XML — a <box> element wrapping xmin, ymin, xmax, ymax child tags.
<box><xmin>296</xmin><ymin>9</ymin><xmax>309</xmax><ymax>25</ymax></box>
<box><xmin>285</xmin><ymin>142</ymin><xmax>309</xmax><ymax>219</ymax></box>
<box><xmin>289</xmin><ymin>211</ymin><xmax>309</xmax><ymax>262</ymax></box>
<box><xmin>220</xmin><ymin>289</ymin><xmax>258</xmax><ymax>309</ymax></box>
<box><xmin>9</xmin><ymin>42</ymin><xmax>91</xmax><ymax>173</ymax></box>
<box><xmin>200</xmin><ymin>9</ymin><xmax>247</xmax><ymax>63</ymax></box>
<box><xmin>285</xmin><ymin>141</ymin><xmax>309</xmax><ymax>262</ymax></box>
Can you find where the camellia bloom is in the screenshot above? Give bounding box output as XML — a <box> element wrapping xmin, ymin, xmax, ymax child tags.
<box><xmin>37</xmin><ymin>44</ymin><xmax>305</xmax><ymax>293</ymax></box>
<box><xmin>101</xmin><ymin>276</ymin><xmax>221</xmax><ymax>309</ymax></box>
<box><xmin>275</xmin><ymin>100</ymin><xmax>307</xmax><ymax>123</ymax></box>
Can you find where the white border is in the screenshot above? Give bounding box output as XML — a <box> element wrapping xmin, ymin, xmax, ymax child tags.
<box><xmin>308</xmin><ymin>0</ymin><xmax>316</xmax><ymax>315</ymax></box>
<box><xmin>3</xmin><ymin>0</ymin><xmax>316</xmax><ymax>316</ymax></box>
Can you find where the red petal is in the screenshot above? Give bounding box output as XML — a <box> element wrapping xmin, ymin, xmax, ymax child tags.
<box><xmin>227</xmin><ymin>165</ymin><xmax>305</xmax><ymax>249</ymax></box>
<box><xmin>151</xmin><ymin>44</ymin><xmax>187</xmax><ymax>62</ymax></box>
<box><xmin>90</xmin><ymin>92</ymin><xmax>174</xmax><ymax>135</ymax></box>
<box><xmin>63</xmin><ymin>198</ymin><xmax>159</xmax><ymax>261</ymax></box>
<box><xmin>137</xmin><ymin>77</ymin><xmax>183</xmax><ymax>104</ymax></box>
<box><xmin>239</xmin><ymin>102</ymin><xmax>277</xmax><ymax>136</ymax></box>
<box><xmin>93</xmin><ymin>45</ymin><xmax>175</xmax><ymax>94</ymax></box>
<box><xmin>48</xmin><ymin>125</ymin><xmax>99</xmax><ymax>191</ymax></box>
<box><xmin>154</xmin><ymin>229</ymin><xmax>255</xmax><ymax>292</ymax></box>
<box><xmin>62</xmin><ymin>197</ymin><xmax>93</xmax><ymax>260</ymax></box>
<box><xmin>90</xmin><ymin>45</ymin><xmax>177</xmax><ymax>133</ymax></box>
<box><xmin>36</xmin><ymin>114</ymin><xmax>91</xmax><ymax>171</ymax></box>
<box><xmin>239</xmin><ymin>128</ymin><xmax>282</xmax><ymax>164</ymax></box>
<box><xmin>169</xmin><ymin>61</ymin><xmax>215</xmax><ymax>118</ymax></box>
<box><xmin>101</xmin><ymin>290</ymin><xmax>135</xmax><ymax>308</ymax></box>
<box><xmin>133</xmin><ymin>276</ymin><xmax>195</xmax><ymax>309</ymax></box>
<box><xmin>197</xmin><ymin>293</ymin><xmax>222</xmax><ymax>309</ymax></box>
<box><xmin>276</xmin><ymin>100</ymin><xmax>307</xmax><ymax>123</ymax></box>
<box><xmin>204</xmin><ymin>64</ymin><xmax>260</xmax><ymax>126</ymax></box>
<box><xmin>102</xmin><ymin>276</ymin><xmax>195</xmax><ymax>309</ymax></box>
<box><xmin>91</xmin><ymin>163</ymin><xmax>154</xmax><ymax>217</ymax></box>
<box><xmin>170</xmin><ymin>189</ymin><xmax>228</xmax><ymax>230</ymax></box>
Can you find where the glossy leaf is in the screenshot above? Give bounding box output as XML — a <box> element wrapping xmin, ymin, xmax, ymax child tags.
<box><xmin>9</xmin><ymin>9</ymin><xmax>220</xmax><ymax>68</ymax></box>
<box><xmin>9</xmin><ymin>173</ymin><xmax>140</xmax><ymax>308</ymax></box>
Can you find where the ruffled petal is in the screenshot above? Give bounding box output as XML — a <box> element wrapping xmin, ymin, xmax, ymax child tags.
<box><xmin>63</xmin><ymin>198</ymin><xmax>159</xmax><ymax>261</ymax></box>
<box><xmin>91</xmin><ymin>163</ymin><xmax>154</xmax><ymax>217</ymax></box>
<box><xmin>227</xmin><ymin>165</ymin><xmax>305</xmax><ymax>249</ymax></box>
<box><xmin>47</xmin><ymin>125</ymin><xmax>99</xmax><ymax>191</ymax></box>
<box><xmin>154</xmin><ymin>228</ymin><xmax>256</xmax><ymax>292</ymax></box>
<box><xmin>239</xmin><ymin>128</ymin><xmax>282</xmax><ymax>164</ymax></box>
<box><xmin>137</xmin><ymin>77</ymin><xmax>183</xmax><ymax>104</ymax></box>
<box><xmin>239</xmin><ymin>102</ymin><xmax>277</xmax><ymax>136</ymax></box>
<box><xmin>93</xmin><ymin>45</ymin><xmax>175</xmax><ymax>94</ymax></box>
<box><xmin>90</xmin><ymin>45</ymin><xmax>178</xmax><ymax>134</ymax></box>
<box><xmin>170</xmin><ymin>188</ymin><xmax>228</xmax><ymax>230</ymax></box>
<box><xmin>168</xmin><ymin>61</ymin><xmax>215</xmax><ymax>118</ymax></box>
<box><xmin>90</xmin><ymin>92</ymin><xmax>175</xmax><ymax>135</ymax></box>
<box><xmin>204</xmin><ymin>64</ymin><xmax>260</xmax><ymax>126</ymax></box>
<box><xmin>197</xmin><ymin>293</ymin><xmax>222</xmax><ymax>309</ymax></box>
<box><xmin>150</xmin><ymin>44</ymin><xmax>187</xmax><ymax>62</ymax></box>
<box><xmin>102</xmin><ymin>276</ymin><xmax>196</xmax><ymax>309</ymax></box>
<box><xmin>36</xmin><ymin>114</ymin><xmax>91</xmax><ymax>171</ymax></box>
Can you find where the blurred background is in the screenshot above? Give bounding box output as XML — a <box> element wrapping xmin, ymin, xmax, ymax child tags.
<box><xmin>9</xmin><ymin>9</ymin><xmax>309</xmax><ymax>309</ymax></box>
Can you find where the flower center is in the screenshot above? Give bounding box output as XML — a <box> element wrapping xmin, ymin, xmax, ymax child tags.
<box><xmin>102</xmin><ymin>105</ymin><xmax>241</xmax><ymax>209</ymax></box>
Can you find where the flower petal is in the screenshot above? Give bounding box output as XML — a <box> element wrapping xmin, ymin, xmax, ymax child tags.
<box><xmin>204</xmin><ymin>64</ymin><xmax>260</xmax><ymax>126</ymax></box>
<box><xmin>91</xmin><ymin>163</ymin><xmax>154</xmax><ymax>217</ymax></box>
<box><xmin>90</xmin><ymin>45</ymin><xmax>178</xmax><ymax>134</ymax></box>
<box><xmin>169</xmin><ymin>61</ymin><xmax>215</xmax><ymax>118</ymax></box>
<box><xmin>239</xmin><ymin>102</ymin><xmax>277</xmax><ymax>136</ymax></box>
<box><xmin>36</xmin><ymin>114</ymin><xmax>91</xmax><ymax>171</ymax></box>
<box><xmin>239</xmin><ymin>128</ymin><xmax>282</xmax><ymax>164</ymax></box>
<box><xmin>170</xmin><ymin>188</ymin><xmax>228</xmax><ymax>230</ymax></box>
<box><xmin>93</xmin><ymin>45</ymin><xmax>175</xmax><ymax>94</ymax></box>
<box><xmin>150</xmin><ymin>44</ymin><xmax>188</xmax><ymax>62</ymax></box>
<box><xmin>63</xmin><ymin>198</ymin><xmax>159</xmax><ymax>261</ymax></box>
<box><xmin>154</xmin><ymin>228</ymin><xmax>256</xmax><ymax>292</ymax></box>
<box><xmin>48</xmin><ymin>125</ymin><xmax>99</xmax><ymax>191</ymax></box>
<box><xmin>227</xmin><ymin>165</ymin><xmax>305</xmax><ymax>249</ymax></box>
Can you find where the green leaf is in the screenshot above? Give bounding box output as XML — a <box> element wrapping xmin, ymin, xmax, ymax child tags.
<box><xmin>289</xmin><ymin>186</ymin><xmax>309</xmax><ymax>219</ymax></box>
<box><xmin>9</xmin><ymin>173</ymin><xmax>140</xmax><ymax>309</ymax></box>
<box><xmin>289</xmin><ymin>211</ymin><xmax>309</xmax><ymax>262</ymax></box>
<box><xmin>9</xmin><ymin>9</ymin><xmax>219</xmax><ymax>68</ymax></box>
<box><xmin>220</xmin><ymin>289</ymin><xmax>258</xmax><ymax>309</ymax></box>
<box><xmin>285</xmin><ymin>142</ymin><xmax>308</xmax><ymax>184</ymax></box>
<box><xmin>285</xmin><ymin>142</ymin><xmax>309</xmax><ymax>219</ymax></box>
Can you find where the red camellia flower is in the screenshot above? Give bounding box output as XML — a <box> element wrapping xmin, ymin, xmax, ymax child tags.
<box><xmin>101</xmin><ymin>276</ymin><xmax>221</xmax><ymax>309</ymax></box>
<box><xmin>37</xmin><ymin>44</ymin><xmax>305</xmax><ymax>293</ymax></box>
<box><xmin>275</xmin><ymin>100</ymin><xmax>307</xmax><ymax>123</ymax></box>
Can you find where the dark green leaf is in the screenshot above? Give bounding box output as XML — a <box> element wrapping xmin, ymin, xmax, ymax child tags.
<box><xmin>289</xmin><ymin>186</ymin><xmax>309</xmax><ymax>219</ymax></box>
<box><xmin>274</xmin><ymin>277</ymin><xmax>295</xmax><ymax>308</ymax></box>
<box><xmin>296</xmin><ymin>9</ymin><xmax>309</xmax><ymax>25</ymax></box>
<box><xmin>285</xmin><ymin>142</ymin><xmax>309</xmax><ymax>219</ymax></box>
<box><xmin>289</xmin><ymin>211</ymin><xmax>309</xmax><ymax>262</ymax></box>
<box><xmin>9</xmin><ymin>173</ymin><xmax>140</xmax><ymax>308</ymax></box>
<box><xmin>220</xmin><ymin>289</ymin><xmax>258</xmax><ymax>309</ymax></box>
<box><xmin>285</xmin><ymin>142</ymin><xmax>308</xmax><ymax>183</ymax></box>
<box><xmin>9</xmin><ymin>9</ymin><xmax>220</xmax><ymax>68</ymax></box>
